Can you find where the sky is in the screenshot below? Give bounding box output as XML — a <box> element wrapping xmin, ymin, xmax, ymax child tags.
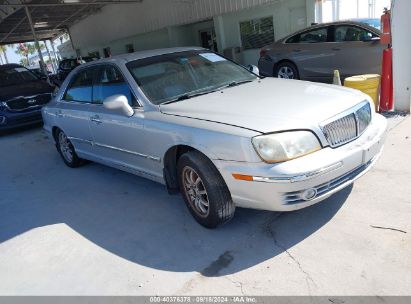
<box><xmin>1</xmin><ymin>39</ymin><xmax>64</xmax><ymax>65</ymax></box>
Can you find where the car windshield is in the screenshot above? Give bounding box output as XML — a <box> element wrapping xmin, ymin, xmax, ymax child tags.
<box><xmin>0</xmin><ymin>66</ymin><xmax>38</xmax><ymax>87</ymax></box>
<box><xmin>126</xmin><ymin>51</ymin><xmax>258</xmax><ymax>105</ymax></box>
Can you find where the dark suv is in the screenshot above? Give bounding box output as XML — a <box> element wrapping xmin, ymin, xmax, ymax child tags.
<box><xmin>57</xmin><ymin>57</ymin><xmax>95</xmax><ymax>82</ymax></box>
<box><xmin>0</xmin><ymin>64</ymin><xmax>54</xmax><ymax>130</ymax></box>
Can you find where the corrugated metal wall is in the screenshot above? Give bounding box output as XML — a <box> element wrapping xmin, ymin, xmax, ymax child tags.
<box><xmin>156</xmin><ymin>0</ymin><xmax>280</xmax><ymax>31</ymax></box>
<box><xmin>68</xmin><ymin>0</ymin><xmax>287</xmax><ymax>53</ymax></box>
<box><xmin>71</xmin><ymin>0</ymin><xmax>280</xmax><ymax>40</ymax></box>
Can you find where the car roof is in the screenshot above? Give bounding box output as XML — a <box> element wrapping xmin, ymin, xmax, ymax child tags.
<box><xmin>77</xmin><ymin>47</ymin><xmax>206</xmax><ymax>68</ymax></box>
<box><xmin>0</xmin><ymin>63</ymin><xmax>24</xmax><ymax>70</ymax></box>
<box><xmin>280</xmin><ymin>20</ymin><xmax>381</xmax><ymax>41</ymax></box>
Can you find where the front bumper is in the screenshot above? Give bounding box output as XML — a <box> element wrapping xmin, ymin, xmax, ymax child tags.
<box><xmin>216</xmin><ymin>113</ymin><xmax>387</xmax><ymax>212</ymax></box>
<box><xmin>0</xmin><ymin>108</ymin><xmax>43</xmax><ymax>130</ymax></box>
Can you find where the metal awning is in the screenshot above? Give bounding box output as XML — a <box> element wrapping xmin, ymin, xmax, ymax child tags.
<box><xmin>0</xmin><ymin>0</ymin><xmax>142</xmax><ymax>45</ymax></box>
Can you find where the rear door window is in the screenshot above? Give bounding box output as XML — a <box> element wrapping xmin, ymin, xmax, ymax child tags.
<box><xmin>286</xmin><ymin>27</ymin><xmax>329</xmax><ymax>43</ymax></box>
<box><xmin>93</xmin><ymin>64</ymin><xmax>136</xmax><ymax>106</ymax></box>
<box><xmin>63</xmin><ymin>67</ymin><xmax>98</xmax><ymax>103</ymax></box>
<box><xmin>299</xmin><ymin>27</ymin><xmax>328</xmax><ymax>43</ymax></box>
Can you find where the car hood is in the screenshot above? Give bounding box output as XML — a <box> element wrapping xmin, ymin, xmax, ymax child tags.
<box><xmin>0</xmin><ymin>80</ymin><xmax>53</xmax><ymax>101</ymax></box>
<box><xmin>159</xmin><ymin>78</ymin><xmax>368</xmax><ymax>133</ymax></box>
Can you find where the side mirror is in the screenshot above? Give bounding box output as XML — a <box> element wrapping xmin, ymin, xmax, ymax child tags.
<box><xmin>248</xmin><ymin>65</ymin><xmax>260</xmax><ymax>75</ymax></box>
<box><xmin>103</xmin><ymin>94</ymin><xmax>134</xmax><ymax>117</ymax></box>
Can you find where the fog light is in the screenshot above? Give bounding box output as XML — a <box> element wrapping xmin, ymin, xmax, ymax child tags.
<box><xmin>301</xmin><ymin>188</ymin><xmax>317</xmax><ymax>201</ymax></box>
<box><xmin>0</xmin><ymin>116</ymin><xmax>6</xmax><ymax>125</ymax></box>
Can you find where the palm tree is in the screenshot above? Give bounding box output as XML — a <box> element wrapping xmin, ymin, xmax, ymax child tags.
<box><xmin>0</xmin><ymin>45</ymin><xmax>9</xmax><ymax>64</ymax></box>
<box><xmin>15</xmin><ymin>43</ymin><xmax>37</xmax><ymax>66</ymax></box>
<box><xmin>19</xmin><ymin>58</ymin><xmax>29</xmax><ymax>66</ymax></box>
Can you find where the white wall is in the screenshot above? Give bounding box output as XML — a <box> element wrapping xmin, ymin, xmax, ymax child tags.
<box><xmin>392</xmin><ymin>0</ymin><xmax>411</xmax><ymax>112</ymax></box>
<box><xmin>214</xmin><ymin>0</ymin><xmax>308</xmax><ymax>65</ymax></box>
<box><xmin>69</xmin><ymin>0</ymin><xmax>282</xmax><ymax>51</ymax></box>
<box><xmin>67</xmin><ymin>0</ymin><xmax>314</xmax><ymax>66</ymax></box>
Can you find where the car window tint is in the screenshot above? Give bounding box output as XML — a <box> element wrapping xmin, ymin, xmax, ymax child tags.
<box><xmin>286</xmin><ymin>34</ymin><xmax>300</xmax><ymax>43</ymax></box>
<box><xmin>127</xmin><ymin>51</ymin><xmax>256</xmax><ymax>105</ymax></box>
<box><xmin>60</xmin><ymin>61</ymin><xmax>68</xmax><ymax>70</ymax></box>
<box><xmin>298</xmin><ymin>27</ymin><xmax>328</xmax><ymax>43</ymax></box>
<box><xmin>93</xmin><ymin>65</ymin><xmax>135</xmax><ymax>105</ymax></box>
<box><xmin>335</xmin><ymin>25</ymin><xmax>377</xmax><ymax>42</ymax></box>
<box><xmin>0</xmin><ymin>66</ymin><xmax>38</xmax><ymax>87</ymax></box>
<box><xmin>63</xmin><ymin>68</ymin><xmax>96</xmax><ymax>103</ymax></box>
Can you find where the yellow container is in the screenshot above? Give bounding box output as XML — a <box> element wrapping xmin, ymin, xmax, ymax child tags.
<box><xmin>344</xmin><ymin>74</ymin><xmax>381</xmax><ymax>111</ymax></box>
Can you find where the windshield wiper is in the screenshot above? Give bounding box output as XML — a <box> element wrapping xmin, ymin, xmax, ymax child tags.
<box><xmin>213</xmin><ymin>79</ymin><xmax>255</xmax><ymax>92</ymax></box>
<box><xmin>160</xmin><ymin>89</ymin><xmax>219</xmax><ymax>105</ymax></box>
<box><xmin>227</xmin><ymin>79</ymin><xmax>254</xmax><ymax>87</ymax></box>
<box><xmin>160</xmin><ymin>79</ymin><xmax>255</xmax><ymax>105</ymax></box>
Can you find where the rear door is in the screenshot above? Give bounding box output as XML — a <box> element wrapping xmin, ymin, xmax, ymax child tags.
<box><xmin>330</xmin><ymin>24</ymin><xmax>384</xmax><ymax>78</ymax></box>
<box><xmin>285</xmin><ymin>26</ymin><xmax>333</xmax><ymax>82</ymax></box>
<box><xmin>57</xmin><ymin>66</ymin><xmax>99</xmax><ymax>157</ymax></box>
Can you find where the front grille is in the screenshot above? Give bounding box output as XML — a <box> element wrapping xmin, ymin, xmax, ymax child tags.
<box><xmin>321</xmin><ymin>102</ymin><xmax>371</xmax><ymax>148</ymax></box>
<box><xmin>6</xmin><ymin>93</ymin><xmax>51</xmax><ymax>111</ymax></box>
<box><xmin>283</xmin><ymin>157</ymin><xmax>374</xmax><ymax>205</ymax></box>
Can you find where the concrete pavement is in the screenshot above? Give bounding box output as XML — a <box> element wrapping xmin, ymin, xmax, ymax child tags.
<box><xmin>0</xmin><ymin>117</ymin><xmax>410</xmax><ymax>295</ymax></box>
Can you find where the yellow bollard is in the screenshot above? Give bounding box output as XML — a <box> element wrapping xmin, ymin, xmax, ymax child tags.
<box><xmin>344</xmin><ymin>74</ymin><xmax>381</xmax><ymax>111</ymax></box>
<box><xmin>333</xmin><ymin>70</ymin><xmax>342</xmax><ymax>86</ymax></box>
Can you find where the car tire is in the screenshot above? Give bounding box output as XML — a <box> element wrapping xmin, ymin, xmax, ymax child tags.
<box><xmin>55</xmin><ymin>129</ymin><xmax>84</xmax><ymax>168</ymax></box>
<box><xmin>274</xmin><ymin>62</ymin><xmax>300</xmax><ymax>80</ymax></box>
<box><xmin>177</xmin><ymin>151</ymin><xmax>235</xmax><ymax>228</ymax></box>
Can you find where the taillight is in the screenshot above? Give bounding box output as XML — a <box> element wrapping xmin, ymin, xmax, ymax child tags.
<box><xmin>260</xmin><ymin>49</ymin><xmax>268</xmax><ymax>58</ymax></box>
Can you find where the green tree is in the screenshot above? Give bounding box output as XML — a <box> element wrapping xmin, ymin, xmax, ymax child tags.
<box><xmin>0</xmin><ymin>45</ymin><xmax>9</xmax><ymax>64</ymax></box>
<box><xmin>19</xmin><ymin>58</ymin><xmax>29</xmax><ymax>66</ymax></box>
<box><xmin>15</xmin><ymin>43</ymin><xmax>45</xmax><ymax>66</ymax></box>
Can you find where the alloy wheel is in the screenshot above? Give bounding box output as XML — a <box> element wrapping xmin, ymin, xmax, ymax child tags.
<box><xmin>182</xmin><ymin>166</ymin><xmax>210</xmax><ymax>217</ymax></box>
<box><xmin>278</xmin><ymin>66</ymin><xmax>295</xmax><ymax>79</ymax></box>
<box><xmin>59</xmin><ymin>132</ymin><xmax>73</xmax><ymax>163</ymax></box>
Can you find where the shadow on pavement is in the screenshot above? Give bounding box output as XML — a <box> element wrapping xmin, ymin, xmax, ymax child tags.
<box><xmin>0</xmin><ymin>129</ymin><xmax>352</xmax><ymax>277</ymax></box>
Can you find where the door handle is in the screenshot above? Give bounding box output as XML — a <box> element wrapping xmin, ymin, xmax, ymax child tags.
<box><xmin>332</xmin><ymin>47</ymin><xmax>341</xmax><ymax>51</ymax></box>
<box><xmin>293</xmin><ymin>49</ymin><xmax>302</xmax><ymax>52</ymax></box>
<box><xmin>90</xmin><ymin>115</ymin><xmax>102</xmax><ymax>124</ymax></box>
<box><xmin>56</xmin><ymin>110</ymin><xmax>64</xmax><ymax>118</ymax></box>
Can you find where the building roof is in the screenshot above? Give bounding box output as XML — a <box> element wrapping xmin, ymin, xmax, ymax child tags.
<box><xmin>0</xmin><ymin>0</ymin><xmax>142</xmax><ymax>45</ymax></box>
<box><xmin>0</xmin><ymin>63</ymin><xmax>23</xmax><ymax>69</ymax></box>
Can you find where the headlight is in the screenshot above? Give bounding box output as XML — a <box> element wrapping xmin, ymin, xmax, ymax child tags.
<box><xmin>0</xmin><ymin>102</ymin><xmax>6</xmax><ymax>111</ymax></box>
<box><xmin>252</xmin><ymin>131</ymin><xmax>321</xmax><ymax>163</ymax></box>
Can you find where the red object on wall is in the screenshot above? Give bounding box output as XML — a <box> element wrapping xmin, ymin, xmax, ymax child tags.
<box><xmin>381</xmin><ymin>10</ymin><xmax>392</xmax><ymax>45</ymax></box>
<box><xmin>380</xmin><ymin>47</ymin><xmax>393</xmax><ymax>112</ymax></box>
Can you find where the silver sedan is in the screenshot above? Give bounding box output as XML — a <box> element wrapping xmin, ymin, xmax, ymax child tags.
<box><xmin>258</xmin><ymin>21</ymin><xmax>385</xmax><ymax>82</ymax></box>
<box><xmin>42</xmin><ymin>47</ymin><xmax>387</xmax><ymax>228</ymax></box>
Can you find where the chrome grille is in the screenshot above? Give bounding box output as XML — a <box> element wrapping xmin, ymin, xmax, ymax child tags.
<box><xmin>357</xmin><ymin>103</ymin><xmax>372</xmax><ymax>134</ymax></box>
<box><xmin>321</xmin><ymin>102</ymin><xmax>371</xmax><ymax>148</ymax></box>
<box><xmin>6</xmin><ymin>93</ymin><xmax>51</xmax><ymax>112</ymax></box>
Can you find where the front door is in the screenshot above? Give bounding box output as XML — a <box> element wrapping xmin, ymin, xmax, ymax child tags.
<box><xmin>88</xmin><ymin>64</ymin><xmax>158</xmax><ymax>179</ymax></box>
<box><xmin>330</xmin><ymin>25</ymin><xmax>384</xmax><ymax>78</ymax></box>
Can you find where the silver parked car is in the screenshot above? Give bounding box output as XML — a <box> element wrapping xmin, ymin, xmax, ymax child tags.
<box><xmin>42</xmin><ymin>47</ymin><xmax>387</xmax><ymax>228</ymax></box>
<box><xmin>258</xmin><ymin>21</ymin><xmax>385</xmax><ymax>82</ymax></box>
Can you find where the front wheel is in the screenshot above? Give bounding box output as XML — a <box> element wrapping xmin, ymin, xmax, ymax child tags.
<box><xmin>274</xmin><ymin>62</ymin><xmax>299</xmax><ymax>80</ymax></box>
<box><xmin>177</xmin><ymin>151</ymin><xmax>235</xmax><ymax>228</ymax></box>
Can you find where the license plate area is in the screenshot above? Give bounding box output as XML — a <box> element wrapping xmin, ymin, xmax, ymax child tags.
<box><xmin>362</xmin><ymin>138</ymin><xmax>383</xmax><ymax>164</ymax></box>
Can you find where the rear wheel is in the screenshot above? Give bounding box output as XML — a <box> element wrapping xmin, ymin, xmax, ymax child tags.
<box><xmin>177</xmin><ymin>151</ymin><xmax>235</xmax><ymax>228</ymax></box>
<box><xmin>55</xmin><ymin>129</ymin><xmax>84</xmax><ymax>168</ymax></box>
<box><xmin>275</xmin><ymin>62</ymin><xmax>299</xmax><ymax>80</ymax></box>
